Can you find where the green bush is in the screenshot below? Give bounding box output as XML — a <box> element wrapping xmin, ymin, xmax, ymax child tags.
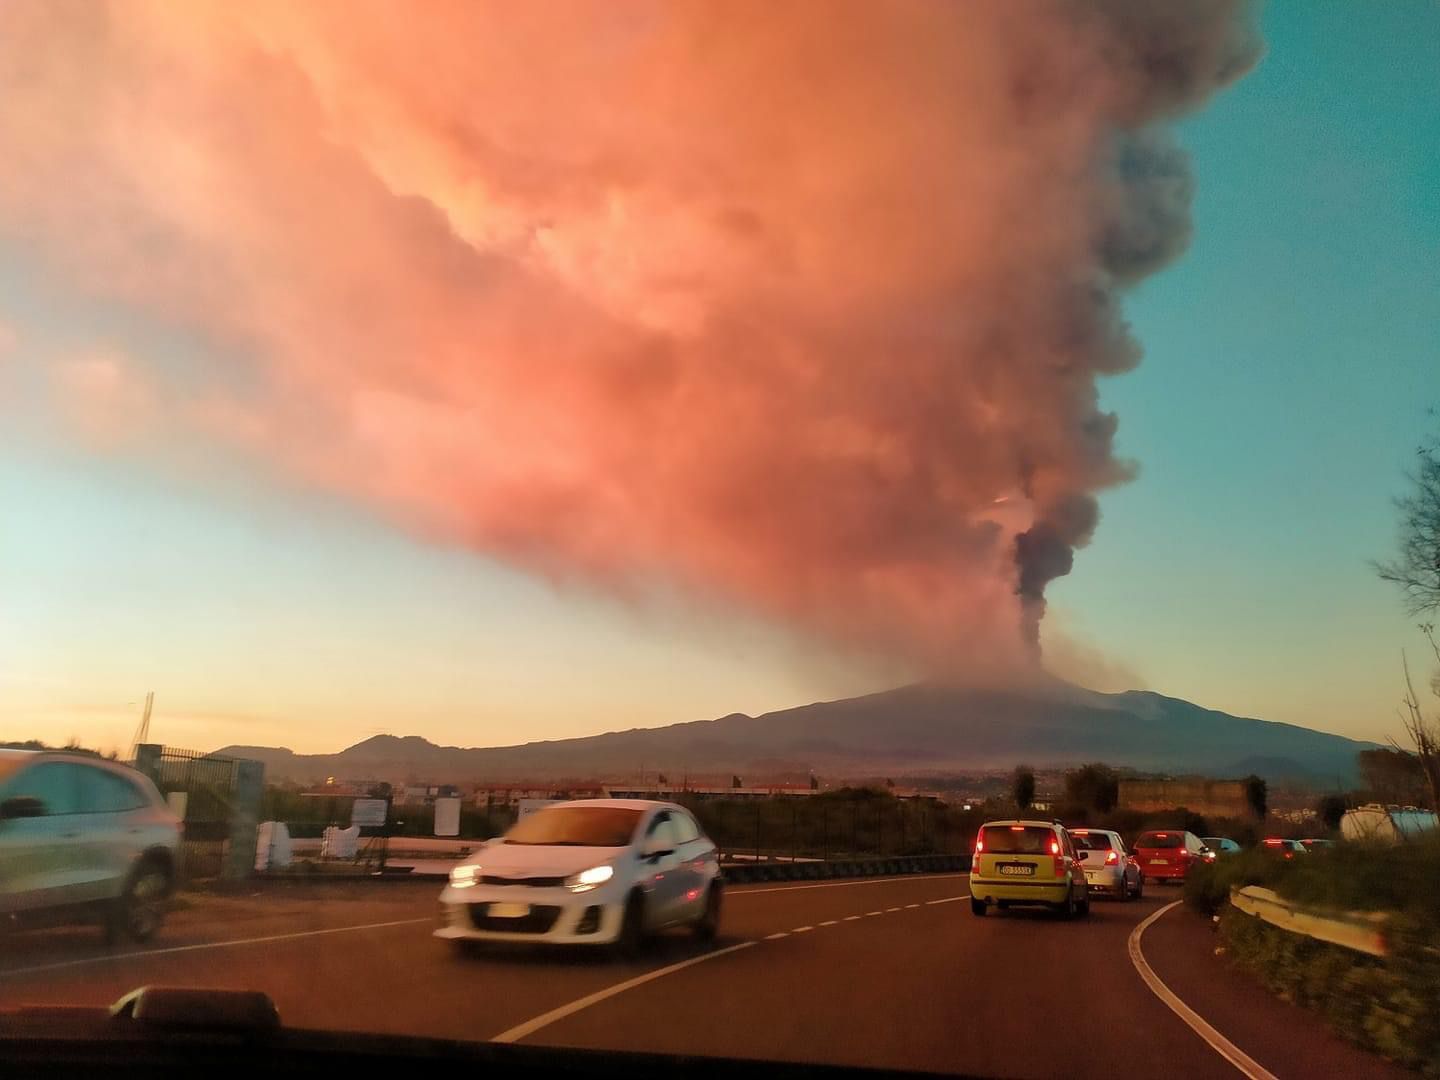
<box><xmin>1214</xmin><ymin>837</ymin><xmax>1440</xmax><ymax>1075</ymax></box>
<box><xmin>1182</xmin><ymin>848</ymin><xmax>1279</xmax><ymax>916</ymax></box>
<box><xmin>1221</xmin><ymin>906</ymin><xmax>1440</xmax><ymax>1075</ymax></box>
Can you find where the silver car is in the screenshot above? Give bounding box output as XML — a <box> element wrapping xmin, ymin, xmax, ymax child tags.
<box><xmin>1070</xmin><ymin>827</ymin><xmax>1143</xmax><ymax>900</ymax></box>
<box><xmin>436</xmin><ymin>799</ymin><xmax>722</xmax><ymax>954</ymax></box>
<box><xmin>0</xmin><ymin>750</ymin><xmax>181</xmax><ymax>942</ymax></box>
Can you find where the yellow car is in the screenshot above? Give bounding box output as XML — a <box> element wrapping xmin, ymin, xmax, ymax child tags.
<box><xmin>969</xmin><ymin>819</ymin><xmax>1091</xmax><ymax>918</ymax></box>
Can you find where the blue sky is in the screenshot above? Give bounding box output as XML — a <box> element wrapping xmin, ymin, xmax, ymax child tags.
<box><xmin>2</xmin><ymin>2</ymin><xmax>1437</xmax><ymax>755</ymax></box>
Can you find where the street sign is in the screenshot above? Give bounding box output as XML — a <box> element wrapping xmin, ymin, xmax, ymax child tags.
<box><xmin>351</xmin><ymin>798</ymin><xmax>388</xmax><ymax>828</ymax></box>
<box><xmin>434</xmin><ymin>796</ymin><xmax>461</xmax><ymax>837</ymax></box>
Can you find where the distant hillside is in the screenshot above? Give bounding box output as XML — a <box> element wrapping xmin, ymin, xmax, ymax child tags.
<box><xmin>217</xmin><ymin>681</ymin><xmax>1377</xmax><ymax>787</ymax></box>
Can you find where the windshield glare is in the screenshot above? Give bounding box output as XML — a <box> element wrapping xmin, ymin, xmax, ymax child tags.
<box><xmin>503</xmin><ymin>806</ymin><xmax>642</xmax><ymax>847</ymax></box>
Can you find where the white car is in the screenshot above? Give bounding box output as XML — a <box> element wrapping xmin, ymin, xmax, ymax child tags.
<box><xmin>1069</xmin><ymin>827</ymin><xmax>1143</xmax><ymax>900</ymax></box>
<box><xmin>0</xmin><ymin>750</ymin><xmax>181</xmax><ymax>942</ymax></box>
<box><xmin>435</xmin><ymin>799</ymin><xmax>722</xmax><ymax>954</ymax></box>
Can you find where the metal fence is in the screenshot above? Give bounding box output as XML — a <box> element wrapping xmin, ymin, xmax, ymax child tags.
<box><xmin>133</xmin><ymin>744</ymin><xmax>264</xmax><ymax>881</ymax></box>
<box><xmin>687</xmin><ymin>795</ymin><xmax>975</xmax><ymax>864</ymax></box>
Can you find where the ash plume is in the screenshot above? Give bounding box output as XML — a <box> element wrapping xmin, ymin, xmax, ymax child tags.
<box><xmin>0</xmin><ymin>1</ymin><xmax>1259</xmax><ymax>675</ymax></box>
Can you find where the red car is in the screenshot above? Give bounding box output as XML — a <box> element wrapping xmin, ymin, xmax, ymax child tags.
<box><xmin>1132</xmin><ymin>830</ymin><xmax>1209</xmax><ymax>884</ymax></box>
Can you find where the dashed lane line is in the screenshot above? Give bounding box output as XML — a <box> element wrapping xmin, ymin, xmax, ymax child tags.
<box><xmin>494</xmin><ymin>893</ymin><xmax>970</xmax><ymax>1044</ymax></box>
<box><xmin>819</xmin><ymin>920</ymin><xmax>839</xmax><ymax>926</ymax></box>
<box><xmin>1128</xmin><ymin>901</ymin><xmax>1280</xmax><ymax>1080</ymax></box>
<box><xmin>491</xmin><ymin>940</ymin><xmax>759</xmax><ymax>1044</ymax></box>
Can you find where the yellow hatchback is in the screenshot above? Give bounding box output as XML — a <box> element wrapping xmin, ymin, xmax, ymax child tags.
<box><xmin>969</xmin><ymin>820</ymin><xmax>1091</xmax><ymax>918</ymax></box>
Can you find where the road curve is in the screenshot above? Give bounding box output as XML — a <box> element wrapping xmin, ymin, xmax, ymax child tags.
<box><xmin>0</xmin><ymin>875</ymin><xmax>1410</xmax><ymax>1079</ymax></box>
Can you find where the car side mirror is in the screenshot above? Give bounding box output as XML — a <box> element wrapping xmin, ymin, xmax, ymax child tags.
<box><xmin>641</xmin><ymin>843</ymin><xmax>674</xmax><ymax>861</ymax></box>
<box><xmin>0</xmin><ymin>796</ymin><xmax>45</xmax><ymax>820</ymax></box>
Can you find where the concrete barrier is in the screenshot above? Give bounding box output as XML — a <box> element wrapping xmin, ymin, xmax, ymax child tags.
<box><xmin>1230</xmin><ymin>885</ymin><xmax>1389</xmax><ymax>957</ymax></box>
<box><xmin>720</xmin><ymin>854</ymin><xmax>968</xmax><ymax>885</ymax></box>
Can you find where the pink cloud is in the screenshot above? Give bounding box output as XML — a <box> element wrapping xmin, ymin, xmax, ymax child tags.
<box><xmin>0</xmin><ymin>1</ymin><xmax>1258</xmax><ymax>676</ymax></box>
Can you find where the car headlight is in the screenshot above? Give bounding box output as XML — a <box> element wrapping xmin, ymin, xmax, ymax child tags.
<box><xmin>566</xmin><ymin>864</ymin><xmax>614</xmax><ymax>892</ymax></box>
<box><xmin>449</xmin><ymin>864</ymin><xmax>482</xmax><ymax>889</ymax></box>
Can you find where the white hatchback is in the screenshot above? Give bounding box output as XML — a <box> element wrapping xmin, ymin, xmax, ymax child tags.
<box><xmin>435</xmin><ymin>799</ymin><xmax>722</xmax><ymax>954</ymax></box>
<box><xmin>1069</xmin><ymin>827</ymin><xmax>1143</xmax><ymax>900</ymax></box>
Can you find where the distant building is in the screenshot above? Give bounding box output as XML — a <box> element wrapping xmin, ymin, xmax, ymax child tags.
<box><xmin>1118</xmin><ymin>778</ymin><xmax>1254</xmax><ymax>819</ymax></box>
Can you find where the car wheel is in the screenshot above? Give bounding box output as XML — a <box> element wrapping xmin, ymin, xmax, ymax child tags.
<box><xmin>970</xmin><ymin>897</ymin><xmax>986</xmax><ymax>917</ymax></box>
<box><xmin>693</xmin><ymin>883</ymin><xmax>722</xmax><ymax>941</ymax></box>
<box><xmin>1077</xmin><ymin>888</ymin><xmax>1090</xmax><ymax>917</ymax></box>
<box><xmin>106</xmin><ymin>860</ymin><xmax>170</xmax><ymax>944</ymax></box>
<box><xmin>613</xmin><ymin>892</ymin><xmax>647</xmax><ymax>959</ymax></box>
<box><xmin>1134</xmin><ymin>874</ymin><xmax>1144</xmax><ymax>899</ymax></box>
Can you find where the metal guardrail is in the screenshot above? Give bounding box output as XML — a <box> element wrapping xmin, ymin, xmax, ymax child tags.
<box><xmin>721</xmin><ymin>854</ymin><xmax>969</xmax><ymax>885</ymax></box>
<box><xmin>1230</xmin><ymin>885</ymin><xmax>1389</xmax><ymax>957</ymax></box>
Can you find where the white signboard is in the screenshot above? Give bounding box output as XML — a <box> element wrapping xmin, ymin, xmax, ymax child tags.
<box><xmin>517</xmin><ymin>798</ymin><xmax>560</xmax><ymax>819</ymax></box>
<box><xmin>350</xmin><ymin>798</ymin><xmax>388</xmax><ymax>829</ymax></box>
<box><xmin>434</xmin><ymin>796</ymin><xmax>461</xmax><ymax>837</ymax></box>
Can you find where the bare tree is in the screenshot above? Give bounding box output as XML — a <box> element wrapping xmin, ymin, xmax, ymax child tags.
<box><xmin>1376</xmin><ymin>428</ymin><xmax>1440</xmax><ymax>616</ymax></box>
<box><xmin>1395</xmin><ymin>625</ymin><xmax>1440</xmax><ymax>813</ymax></box>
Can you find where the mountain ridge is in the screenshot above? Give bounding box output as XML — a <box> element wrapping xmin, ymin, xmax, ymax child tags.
<box><xmin>216</xmin><ymin>681</ymin><xmax>1379</xmax><ymax>787</ymax></box>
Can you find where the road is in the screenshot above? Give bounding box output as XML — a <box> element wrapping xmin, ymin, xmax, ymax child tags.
<box><xmin>0</xmin><ymin>874</ymin><xmax>1409</xmax><ymax>1079</ymax></box>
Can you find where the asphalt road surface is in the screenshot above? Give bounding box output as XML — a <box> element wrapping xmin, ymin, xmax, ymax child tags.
<box><xmin>0</xmin><ymin>874</ymin><xmax>1410</xmax><ymax>1079</ymax></box>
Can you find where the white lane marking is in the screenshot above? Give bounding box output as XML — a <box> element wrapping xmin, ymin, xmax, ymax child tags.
<box><xmin>764</xmin><ymin>932</ymin><xmax>790</xmax><ymax>941</ymax></box>
<box><xmin>0</xmin><ymin>917</ymin><xmax>433</xmax><ymax>981</ymax></box>
<box><xmin>792</xmin><ymin>925</ymin><xmax>815</xmax><ymax>933</ymax></box>
<box><xmin>843</xmin><ymin>915</ymin><xmax>863</xmax><ymax>921</ymax></box>
<box><xmin>491</xmin><ymin>940</ymin><xmax>758</xmax><ymax>1044</ymax></box>
<box><xmin>926</xmin><ymin>896</ymin><xmax>967</xmax><ymax>905</ymax></box>
<box><xmin>1129</xmin><ymin>902</ymin><xmax>1280</xmax><ymax>1080</ymax></box>
<box><xmin>885</xmin><ymin>906</ymin><xmax>902</xmax><ymax>913</ymax></box>
<box><xmin>728</xmin><ymin>873</ymin><xmax>968</xmax><ymax>896</ymax></box>
<box><xmin>865</xmin><ymin>910</ymin><xmax>883</xmax><ymax>916</ymax></box>
<box><xmin>819</xmin><ymin>919</ymin><xmax>838</xmax><ymax>927</ymax></box>
<box><xmin>905</xmin><ymin>903</ymin><xmax>920</xmax><ymax>909</ymax></box>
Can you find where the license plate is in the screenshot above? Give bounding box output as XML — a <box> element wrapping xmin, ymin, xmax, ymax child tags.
<box><xmin>999</xmin><ymin>863</ymin><xmax>1034</xmax><ymax>876</ymax></box>
<box><xmin>1150</xmin><ymin>859</ymin><xmax>1169</xmax><ymax>866</ymax></box>
<box><xmin>488</xmin><ymin>902</ymin><xmax>531</xmax><ymax>918</ymax></box>
<box><xmin>1085</xmin><ymin>871</ymin><xmax>1099</xmax><ymax>881</ymax></box>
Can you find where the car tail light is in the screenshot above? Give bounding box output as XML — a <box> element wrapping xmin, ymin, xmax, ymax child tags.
<box><xmin>1050</xmin><ymin>840</ymin><xmax>1060</xmax><ymax>855</ymax></box>
<box><xmin>975</xmin><ymin>835</ymin><xmax>984</xmax><ymax>853</ymax></box>
<box><xmin>1106</xmin><ymin>851</ymin><xmax>1118</xmax><ymax>865</ymax></box>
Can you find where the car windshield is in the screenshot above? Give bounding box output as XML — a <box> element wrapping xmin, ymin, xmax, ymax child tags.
<box><xmin>1137</xmin><ymin>833</ymin><xmax>1184</xmax><ymax>849</ymax></box>
<box><xmin>503</xmin><ymin>807</ymin><xmax>642</xmax><ymax>847</ymax></box>
<box><xmin>1202</xmin><ymin>838</ymin><xmax>1228</xmax><ymax>848</ymax></box>
<box><xmin>5</xmin><ymin>5</ymin><xmax>1435</xmax><ymax>1078</ymax></box>
<box><xmin>980</xmin><ymin>826</ymin><xmax>1055</xmax><ymax>855</ymax></box>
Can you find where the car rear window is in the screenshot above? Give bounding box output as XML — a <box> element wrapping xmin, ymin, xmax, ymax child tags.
<box><xmin>1136</xmin><ymin>832</ymin><xmax>1183</xmax><ymax>849</ymax></box>
<box><xmin>979</xmin><ymin>825</ymin><xmax>1055</xmax><ymax>855</ymax></box>
<box><xmin>1071</xmin><ymin>832</ymin><xmax>1113</xmax><ymax>851</ymax></box>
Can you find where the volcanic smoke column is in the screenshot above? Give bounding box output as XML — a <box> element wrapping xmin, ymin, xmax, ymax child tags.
<box><xmin>0</xmin><ymin>1</ymin><xmax>1261</xmax><ymax>674</ymax></box>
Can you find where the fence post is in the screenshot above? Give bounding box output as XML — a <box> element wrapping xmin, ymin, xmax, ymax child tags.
<box><xmin>877</xmin><ymin>802</ymin><xmax>884</xmax><ymax>856</ymax></box>
<box><xmin>223</xmin><ymin>760</ymin><xmax>265</xmax><ymax>881</ymax></box>
<box><xmin>822</xmin><ymin>803</ymin><xmax>829</xmax><ymax>862</ymax></box>
<box><xmin>134</xmin><ymin>743</ymin><xmax>162</xmax><ymax>782</ymax></box>
<box><xmin>754</xmin><ymin>801</ymin><xmax>761</xmax><ymax>863</ymax></box>
<box><xmin>791</xmin><ymin>801</ymin><xmax>798</xmax><ymax>863</ymax></box>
